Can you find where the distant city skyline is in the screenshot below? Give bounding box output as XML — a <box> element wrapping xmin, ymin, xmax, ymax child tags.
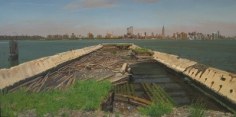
<box><xmin>0</xmin><ymin>0</ymin><xmax>236</xmax><ymax>36</ymax></box>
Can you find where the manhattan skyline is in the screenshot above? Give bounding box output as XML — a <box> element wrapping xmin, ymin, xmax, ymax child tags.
<box><xmin>0</xmin><ymin>0</ymin><xmax>236</xmax><ymax>36</ymax></box>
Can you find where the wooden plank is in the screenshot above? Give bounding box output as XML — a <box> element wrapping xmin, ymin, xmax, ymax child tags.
<box><xmin>115</xmin><ymin>94</ymin><xmax>152</xmax><ymax>106</ymax></box>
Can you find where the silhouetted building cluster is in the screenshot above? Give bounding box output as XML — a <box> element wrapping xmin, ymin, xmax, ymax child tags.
<box><xmin>87</xmin><ymin>32</ymin><xmax>94</xmax><ymax>39</ymax></box>
<box><xmin>0</xmin><ymin>35</ymin><xmax>44</xmax><ymax>40</ymax></box>
<box><xmin>123</xmin><ymin>26</ymin><xmax>229</xmax><ymax>40</ymax></box>
<box><xmin>0</xmin><ymin>26</ymin><xmax>234</xmax><ymax>40</ymax></box>
<box><xmin>124</xmin><ymin>26</ymin><xmax>166</xmax><ymax>39</ymax></box>
<box><xmin>124</xmin><ymin>26</ymin><xmax>134</xmax><ymax>38</ymax></box>
<box><xmin>47</xmin><ymin>33</ymin><xmax>80</xmax><ymax>40</ymax></box>
<box><xmin>172</xmin><ymin>31</ymin><xmax>223</xmax><ymax>40</ymax></box>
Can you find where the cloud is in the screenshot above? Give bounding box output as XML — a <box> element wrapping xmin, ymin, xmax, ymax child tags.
<box><xmin>132</xmin><ymin>0</ymin><xmax>160</xmax><ymax>3</ymax></box>
<box><xmin>64</xmin><ymin>0</ymin><xmax>117</xmax><ymax>10</ymax></box>
<box><xmin>64</xmin><ymin>0</ymin><xmax>160</xmax><ymax>10</ymax></box>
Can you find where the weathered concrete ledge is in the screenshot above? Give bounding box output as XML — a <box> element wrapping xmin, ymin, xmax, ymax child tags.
<box><xmin>0</xmin><ymin>44</ymin><xmax>103</xmax><ymax>89</ymax></box>
<box><xmin>129</xmin><ymin>44</ymin><xmax>236</xmax><ymax>110</ymax></box>
<box><xmin>151</xmin><ymin>49</ymin><xmax>236</xmax><ymax>105</ymax></box>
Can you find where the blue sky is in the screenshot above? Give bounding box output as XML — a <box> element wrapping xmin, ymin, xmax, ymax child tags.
<box><xmin>0</xmin><ymin>0</ymin><xmax>236</xmax><ymax>36</ymax></box>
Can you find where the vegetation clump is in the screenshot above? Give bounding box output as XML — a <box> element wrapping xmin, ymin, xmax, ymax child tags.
<box><xmin>189</xmin><ymin>100</ymin><xmax>206</xmax><ymax>117</ymax></box>
<box><xmin>0</xmin><ymin>80</ymin><xmax>112</xmax><ymax>116</ymax></box>
<box><xmin>139</xmin><ymin>102</ymin><xmax>173</xmax><ymax>117</ymax></box>
<box><xmin>139</xmin><ymin>83</ymin><xmax>174</xmax><ymax>117</ymax></box>
<box><xmin>115</xmin><ymin>44</ymin><xmax>131</xmax><ymax>50</ymax></box>
<box><xmin>132</xmin><ymin>47</ymin><xmax>154</xmax><ymax>56</ymax></box>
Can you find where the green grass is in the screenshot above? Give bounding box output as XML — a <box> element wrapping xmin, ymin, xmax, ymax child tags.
<box><xmin>190</xmin><ymin>101</ymin><xmax>206</xmax><ymax>117</ymax></box>
<box><xmin>139</xmin><ymin>83</ymin><xmax>174</xmax><ymax>117</ymax></box>
<box><xmin>111</xmin><ymin>51</ymin><xmax>117</xmax><ymax>55</ymax></box>
<box><xmin>139</xmin><ymin>102</ymin><xmax>173</xmax><ymax>117</ymax></box>
<box><xmin>114</xmin><ymin>43</ymin><xmax>131</xmax><ymax>46</ymax></box>
<box><xmin>0</xmin><ymin>80</ymin><xmax>112</xmax><ymax>117</ymax></box>
<box><xmin>115</xmin><ymin>112</ymin><xmax>120</xmax><ymax>117</ymax></box>
<box><xmin>115</xmin><ymin>44</ymin><xmax>131</xmax><ymax>50</ymax></box>
<box><xmin>132</xmin><ymin>48</ymin><xmax>153</xmax><ymax>55</ymax></box>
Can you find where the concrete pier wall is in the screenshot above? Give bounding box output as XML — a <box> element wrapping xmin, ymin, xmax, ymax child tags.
<box><xmin>1</xmin><ymin>43</ymin><xmax>235</xmax><ymax>106</ymax></box>
<box><xmin>129</xmin><ymin>44</ymin><xmax>236</xmax><ymax>105</ymax></box>
<box><xmin>152</xmin><ymin>51</ymin><xmax>236</xmax><ymax>104</ymax></box>
<box><xmin>0</xmin><ymin>45</ymin><xmax>103</xmax><ymax>89</ymax></box>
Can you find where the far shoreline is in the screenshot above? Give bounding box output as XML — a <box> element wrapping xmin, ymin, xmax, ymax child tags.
<box><xmin>1</xmin><ymin>38</ymin><xmax>236</xmax><ymax>41</ymax></box>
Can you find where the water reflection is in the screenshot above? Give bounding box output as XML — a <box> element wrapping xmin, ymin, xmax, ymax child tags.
<box><xmin>9</xmin><ymin>59</ymin><xmax>19</xmax><ymax>67</ymax></box>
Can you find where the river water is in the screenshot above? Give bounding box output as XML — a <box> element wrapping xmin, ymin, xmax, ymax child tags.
<box><xmin>0</xmin><ymin>39</ymin><xmax>236</xmax><ymax>73</ymax></box>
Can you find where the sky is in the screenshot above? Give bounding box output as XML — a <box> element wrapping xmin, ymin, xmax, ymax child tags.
<box><xmin>0</xmin><ymin>0</ymin><xmax>236</xmax><ymax>36</ymax></box>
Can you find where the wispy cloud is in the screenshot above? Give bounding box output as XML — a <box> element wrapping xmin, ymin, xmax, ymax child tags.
<box><xmin>132</xmin><ymin>0</ymin><xmax>160</xmax><ymax>3</ymax></box>
<box><xmin>64</xmin><ymin>0</ymin><xmax>117</xmax><ymax>10</ymax></box>
<box><xmin>64</xmin><ymin>0</ymin><xmax>160</xmax><ymax>10</ymax></box>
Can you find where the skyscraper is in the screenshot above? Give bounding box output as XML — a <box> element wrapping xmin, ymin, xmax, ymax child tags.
<box><xmin>127</xmin><ymin>26</ymin><xmax>134</xmax><ymax>35</ymax></box>
<box><xmin>162</xmin><ymin>26</ymin><xmax>165</xmax><ymax>37</ymax></box>
<box><xmin>217</xmin><ymin>30</ymin><xmax>220</xmax><ymax>39</ymax></box>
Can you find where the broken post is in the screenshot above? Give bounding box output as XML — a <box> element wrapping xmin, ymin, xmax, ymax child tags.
<box><xmin>8</xmin><ymin>39</ymin><xmax>19</xmax><ymax>66</ymax></box>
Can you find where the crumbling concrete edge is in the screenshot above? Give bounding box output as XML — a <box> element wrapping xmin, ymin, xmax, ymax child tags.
<box><xmin>0</xmin><ymin>44</ymin><xmax>103</xmax><ymax>89</ymax></box>
<box><xmin>152</xmin><ymin>50</ymin><xmax>236</xmax><ymax>106</ymax></box>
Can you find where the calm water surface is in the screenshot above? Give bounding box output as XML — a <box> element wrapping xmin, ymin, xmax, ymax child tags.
<box><xmin>0</xmin><ymin>39</ymin><xmax>236</xmax><ymax>73</ymax></box>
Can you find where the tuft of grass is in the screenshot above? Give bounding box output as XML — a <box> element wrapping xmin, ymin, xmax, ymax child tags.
<box><xmin>138</xmin><ymin>83</ymin><xmax>174</xmax><ymax>117</ymax></box>
<box><xmin>115</xmin><ymin>112</ymin><xmax>120</xmax><ymax>117</ymax></box>
<box><xmin>190</xmin><ymin>101</ymin><xmax>206</xmax><ymax>117</ymax></box>
<box><xmin>111</xmin><ymin>51</ymin><xmax>117</xmax><ymax>55</ymax></box>
<box><xmin>115</xmin><ymin>44</ymin><xmax>131</xmax><ymax>50</ymax></box>
<box><xmin>132</xmin><ymin>48</ymin><xmax>153</xmax><ymax>55</ymax></box>
<box><xmin>115</xmin><ymin>43</ymin><xmax>131</xmax><ymax>46</ymax></box>
<box><xmin>1</xmin><ymin>80</ymin><xmax>112</xmax><ymax>117</ymax></box>
<box><xmin>139</xmin><ymin>102</ymin><xmax>173</xmax><ymax>117</ymax></box>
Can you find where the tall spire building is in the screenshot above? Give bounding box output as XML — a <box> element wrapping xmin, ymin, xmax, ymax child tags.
<box><xmin>162</xmin><ymin>26</ymin><xmax>165</xmax><ymax>37</ymax></box>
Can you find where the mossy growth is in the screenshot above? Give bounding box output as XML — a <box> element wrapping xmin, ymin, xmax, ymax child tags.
<box><xmin>139</xmin><ymin>102</ymin><xmax>173</xmax><ymax>117</ymax></box>
<box><xmin>132</xmin><ymin>47</ymin><xmax>154</xmax><ymax>56</ymax></box>
<box><xmin>0</xmin><ymin>80</ymin><xmax>112</xmax><ymax>117</ymax></box>
<box><xmin>115</xmin><ymin>44</ymin><xmax>132</xmax><ymax>50</ymax></box>
<box><xmin>189</xmin><ymin>100</ymin><xmax>206</xmax><ymax>117</ymax></box>
<box><xmin>138</xmin><ymin>83</ymin><xmax>174</xmax><ymax>117</ymax></box>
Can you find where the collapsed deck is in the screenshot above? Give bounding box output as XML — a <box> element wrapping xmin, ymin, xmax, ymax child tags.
<box><xmin>0</xmin><ymin>44</ymin><xmax>235</xmax><ymax>113</ymax></box>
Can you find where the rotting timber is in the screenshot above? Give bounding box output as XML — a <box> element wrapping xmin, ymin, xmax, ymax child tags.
<box><xmin>8</xmin><ymin>39</ymin><xmax>19</xmax><ymax>66</ymax></box>
<box><xmin>0</xmin><ymin>44</ymin><xmax>236</xmax><ymax>114</ymax></box>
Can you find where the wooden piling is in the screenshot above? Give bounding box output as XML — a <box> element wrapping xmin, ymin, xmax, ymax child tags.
<box><xmin>8</xmin><ymin>39</ymin><xmax>19</xmax><ymax>66</ymax></box>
